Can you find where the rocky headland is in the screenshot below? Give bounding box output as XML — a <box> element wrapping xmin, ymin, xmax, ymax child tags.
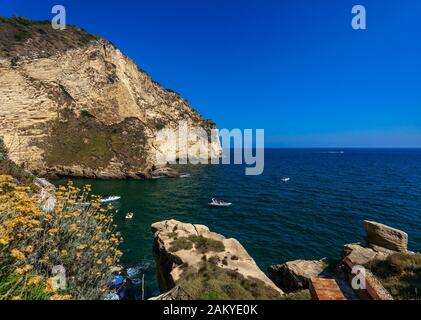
<box><xmin>151</xmin><ymin>219</ymin><xmax>420</xmax><ymax>300</ymax></box>
<box><xmin>151</xmin><ymin>219</ymin><xmax>284</xmax><ymax>300</ymax></box>
<box><xmin>0</xmin><ymin>17</ymin><xmax>221</xmax><ymax>179</ymax></box>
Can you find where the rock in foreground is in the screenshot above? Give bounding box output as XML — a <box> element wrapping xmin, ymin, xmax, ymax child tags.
<box><xmin>268</xmin><ymin>259</ymin><xmax>330</xmax><ymax>292</ymax></box>
<box><xmin>151</xmin><ymin>219</ymin><xmax>283</xmax><ymax>300</ymax></box>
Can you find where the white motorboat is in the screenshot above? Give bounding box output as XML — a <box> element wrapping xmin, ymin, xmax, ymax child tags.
<box><xmin>282</xmin><ymin>177</ymin><xmax>290</xmax><ymax>183</ymax></box>
<box><xmin>208</xmin><ymin>198</ymin><xmax>232</xmax><ymax>207</ymax></box>
<box><xmin>100</xmin><ymin>196</ymin><xmax>121</xmax><ymax>203</ymax></box>
<box><xmin>125</xmin><ymin>212</ymin><xmax>134</xmax><ymax>219</ymax></box>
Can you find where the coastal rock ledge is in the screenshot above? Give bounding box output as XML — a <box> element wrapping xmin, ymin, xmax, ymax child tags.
<box><xmin>151</xmin><ymin>219</ymin><xmax>284</xmax><ymax>300</ymax></box>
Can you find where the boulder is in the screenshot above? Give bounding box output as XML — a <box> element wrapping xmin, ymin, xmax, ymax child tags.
<box><xmin>342</xmin><ymin>243</ymin><xmax>394</xmax><ymax>267</ymax></box>
<box><xmin>268</xmin><ymin>259</ymin><xmax>329</xmax><ymax>292</ymax></box>
<box><xmin>364</xmin><ymin>220</ymin><xmax>408</xmax><ymax>252</ymax></box>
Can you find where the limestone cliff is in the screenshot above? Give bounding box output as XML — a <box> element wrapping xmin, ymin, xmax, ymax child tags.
<box><xmin>0</xmin><ymin>17</ymin><xmax>221</xmax><ymax>179</ymax></box>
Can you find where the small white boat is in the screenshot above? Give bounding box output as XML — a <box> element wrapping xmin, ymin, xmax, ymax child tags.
<box><xmin>125</xmin><ymin>212</ymin><xmax>134</xmax><ymax>219</ymax></box>
<box><xmin>282</xmin><ymin>177</ymin><xmax>290</xmax><ymax>183</ymax></box>
<box><xmin>100</xmin><ymin>196</ymin><xmax>121</xmax><ymax>203</ymax></box>
<box><xmin>208</xmin><ymin>198</ymin><xmax>232</xmax><ymax>207</ymax></box>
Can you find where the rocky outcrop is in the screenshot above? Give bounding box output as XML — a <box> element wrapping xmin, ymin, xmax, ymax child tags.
<box><xmin>33</xmin><ymin>177</ymin><xmax>56</xmax><ymax>213</ymax></box>
<box><xmin>342</xmin><ymin>243</ymin><xmax>394</xmax><ymax>266</ymax></box>
<box><xmin>363</xmin><ymin>220</ymin><xmax>408</xmax><ymax>252</ymax></box>
<box><xmin>0</xmin><ymin>17</ymin><xmax>221</xmax><ymax>179</ymax></box>
<box><xmin>151</xmin><ymin>219</ymin><xmax>283</xmax><ymax>299</ymax></box>
<box><xmin>268</xmin><ymin>259</ymin><xmax>330</xmax><ymax>292</ymax></box>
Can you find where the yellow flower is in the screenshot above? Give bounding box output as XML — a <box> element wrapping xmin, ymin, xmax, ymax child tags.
<box><xmin>44</xmin><ymin>278</ymin><xmax>56</xmax><ymax>293</ymax></box>
<box><xmin>0</xmin><ymin>237</ymin><xmax>9</xmax><ymax>246</ymax></box>
<box><xmin>15</xmin><ymin>264</ymin><xmax>33</xmax><ymax>275</ymax></box>
<box><xmin>24</xmin><ymin>245</ymin><xmax>33</xmax><ymax>253</ymax></box>
<box><xmin>96</xmin><ymin>259</ymin><xmax>102</xmax><ymax>265</ymax></box>
<box><xmin>12</xmin><ymin>296</ymin><xmax>22</xmax><ymax>300</ymax></box>
<box><xmin>61</xmin><ymin>250</ymin><xmax>68</xmax><ymax>257</ymax></box>
<box><xmin>11</xmin><ymin>249</ymin><xmax>25</xmax><ymax>260</ymax></box>
<box><xmin>28</xmin><ymin>276</ymin><xmax>43</xmax><ymax>285</ymax></box>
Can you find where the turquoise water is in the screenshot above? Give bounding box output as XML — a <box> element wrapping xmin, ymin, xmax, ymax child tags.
<box><xmin>54</xmin><ymin>149</ymin><xmax>421</xmax><ymax>298</ymax></box>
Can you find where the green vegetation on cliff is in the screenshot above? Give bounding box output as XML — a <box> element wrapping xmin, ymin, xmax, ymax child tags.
<box><xmin>175</xmin><ymin>255</ymin><xmax>281</xmax><ymax>300</ymax></box>
<box><xmin>369</xmin><ymin>253</ymin><xmax>421</xmax><ymax>300</ymax></box>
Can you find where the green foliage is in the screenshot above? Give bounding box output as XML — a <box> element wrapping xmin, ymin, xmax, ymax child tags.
<box><xmin>370</xmin><ymin>253</ymin><xmax>421</xmax><ymax>300</ymax></box>
<box><xmin>178</xmin><ymin>260</ymin><xmax>282</xmax><ymax>300</ymax></box>
<box><xmin>0</xmin><ymin>138</ymin><xmax>7</xmax><ymax>161</ymax></box>
<box><xmin>14</xmin><ymin>29</ymin><xmax>32</xmax><ymax>42</ymax></box>
<box><xmin>168</xmin><ymin>235</ymin><xmax>225</xmax><ymax>254</ymax></box>
<box><xmin>188</xmin><ymin>235</ymin><xmax>225</xmax><ymax>253</ymax></box>
<box><xmin>0</xmin><ymin>16</ymin><xmax>50</xmax><ymax>26</ymax></box>
<box><xmin>169</xmin><ymin>237</ymin><xmax>193</xmax><ymax>252</ymax></box>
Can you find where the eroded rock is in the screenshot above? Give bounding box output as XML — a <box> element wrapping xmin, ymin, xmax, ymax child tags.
<box><xmin>268</xmin><ymin>259</ymin><xmax>330</xmax><ymax>292</ymax></box>
<box><xmin>364</xmin><ymin>220</ymin><xmax>408</xmax><ymax>252</ymax></box>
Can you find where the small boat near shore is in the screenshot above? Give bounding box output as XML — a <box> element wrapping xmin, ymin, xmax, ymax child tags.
<box><xmin>101</xmin><ymin>196</ymin><xmax>121</xmax><ymax>203</ymax></box>
<box><xmin>208</xmin><ymin>198</ymin><xmax>232</xmax><ymax>207</ymax></box>
<box><xmin>78</xmin><ymin>195</ymin><xmax>121</xmax><ymax>207</ymax></box>
<box><xmin>125</xmin><ymin>212</ymin><xmax>134</xmax><ymax>220</ymax></box>
<box><xmin>281</xmin><ymin>177</ymin><xmax>290</xmax><ymax>183</ymax></box>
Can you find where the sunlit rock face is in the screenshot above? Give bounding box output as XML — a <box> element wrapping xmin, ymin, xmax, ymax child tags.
<box><xmin>0</xmin><ymin>18</ymin><xmax>221</xmax><ymax>179</ymax></box>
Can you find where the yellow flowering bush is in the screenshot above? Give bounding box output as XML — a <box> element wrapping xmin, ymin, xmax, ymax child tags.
<box><xmin>0</xmin><ymin>175</ymin><xmax>123</xmax><ymax>300</ymax></box>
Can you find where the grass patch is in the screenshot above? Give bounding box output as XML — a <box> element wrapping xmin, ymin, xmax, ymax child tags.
<box><xmin>188</xmin><ymin>235</ymin><xmax>225</xmax><ymax>253</ymax></box>
<box><xmin>369</xmin><ymin>253</ymin><xmax>421</xmax><ymax>300</ymax></box>
<box><xmin>168</xmin><ymin>235</ymin><xmax>225</xmax><ymax>254</ymax></box>
<box><xmin>178</xmin><ymin>261</ymin><xmax>282</xmax><ymax>300</ymax></box>
<box><xmin>169</xmin><ymin>237</ymin><xmax>193</xmax><ymax>252</ymax></box>
<box><xmin>279</xmin><ymin>289</ymin><xmax>311</xmax><ymax>300</ymax></box>
<box><xmin>43</xmin><ymin>113</ymin><xmax>112</xmax><ymax>169</ymax></box>
<box><xmin>14</xmin><ymin>29</ymin><xmax>32</xmax><ymax>42</ymax></box>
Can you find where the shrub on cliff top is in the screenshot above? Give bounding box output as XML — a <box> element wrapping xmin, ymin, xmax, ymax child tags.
<box><xmin>188</xmin><ymin>235</ymin><xmax>225</xmax><ymax>253</ymax></box>
<box><xmin>177</xmin><ymin>261</ymin><xmax>282</xmax><ymax>300</ymax></box>
<box><xmin>0</xmin><ymin>177</ymin><xmax>123</xmax><ymax>300</ymax></box>
<box><xmin>370</xmin><ymin>253</ymin><xmax>421</xmax><ymax>300</ymax></box>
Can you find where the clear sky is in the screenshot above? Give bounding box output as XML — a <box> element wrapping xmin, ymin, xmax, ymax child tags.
<box><xmin>2</xmin><ymin>0</ymin><xmax>420</xmax><ymax>147</ymax></box>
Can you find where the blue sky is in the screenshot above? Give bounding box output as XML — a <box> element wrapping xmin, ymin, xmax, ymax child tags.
<box><xmin>2</xmin><ymin>0</ymin><xmax>420</xmax><ymax>147</ymax></box>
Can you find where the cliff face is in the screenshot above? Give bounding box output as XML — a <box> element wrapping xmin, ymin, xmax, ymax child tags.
<box><xmin>151</xmin><ymin>220</ymin><xmax>284</xmax><ymax>300</ymax></box>
<box><xmin>0</xmin><ymin>17</ymin><xmax>220</xmax><ymax>178</ymax></box>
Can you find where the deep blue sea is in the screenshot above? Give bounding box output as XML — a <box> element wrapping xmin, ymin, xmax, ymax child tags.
<box><xmin>55</xmin><ymin>149</ymin><xmax>421</xmax><ymax>298</ymax></box>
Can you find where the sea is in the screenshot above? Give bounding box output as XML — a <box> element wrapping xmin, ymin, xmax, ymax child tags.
<box><xmin>54</xmin><ymin>148</ymin><xmax>421</xmax><ymax>298</ymax></box>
